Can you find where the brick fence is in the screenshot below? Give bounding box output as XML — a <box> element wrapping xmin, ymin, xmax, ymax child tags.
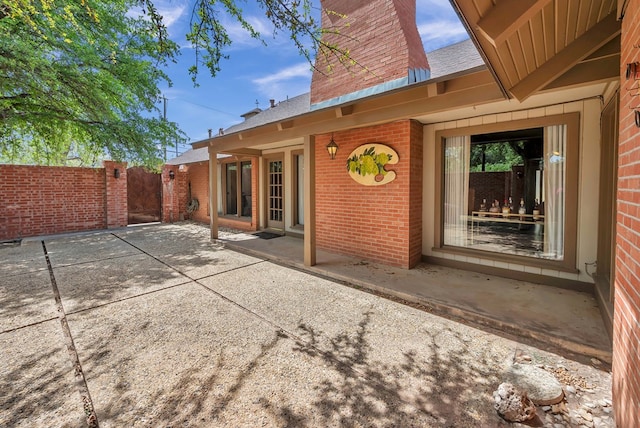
<box><xmin>0</xmin><ymin>161</ymin><xmax>127</xmax><ymax>241</ymax></box>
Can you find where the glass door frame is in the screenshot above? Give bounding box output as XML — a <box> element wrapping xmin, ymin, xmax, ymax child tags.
<box><xmin>264</xmin><ymin>154</ymin><xmax>285</xmax><ymax>230</ymax></box>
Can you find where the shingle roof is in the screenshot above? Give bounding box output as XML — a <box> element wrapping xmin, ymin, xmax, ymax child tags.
<box><xmin>166</xmin><ymin>147</ymin><xmax>229</xmax><ymax>165</ymax></box>
<box><xmin>427</xmin><ymin>39</ymin><xmax>484</xmax><ymax>79</ymax></box>
<box><xmin>171</xmin><ymin>39</ymin><xmax>484</xmax><ymax>163</ymax></box>
<box><xmin>224</xmin><ymin>93</ymin><xmax>311</xmax><ymax>135</ymax></box>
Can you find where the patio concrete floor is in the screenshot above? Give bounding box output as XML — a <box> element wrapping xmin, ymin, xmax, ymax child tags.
<box><xmin>1</xmin><ymin>222</ymin><xmax>614</xmax><ymax>427</ymax></box>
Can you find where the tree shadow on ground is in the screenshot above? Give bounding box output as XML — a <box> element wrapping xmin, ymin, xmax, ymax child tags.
<box><xmin>286</xmin><ymin>311</ymin><xmax>507</xmax><ymax>427</ymax></box>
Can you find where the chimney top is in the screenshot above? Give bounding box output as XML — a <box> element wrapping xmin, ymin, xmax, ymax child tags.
<box><xmin>311</xmin><ymin>0</ymin><xmax>429</xmax><ymax>108</ymax></box>
<box><xmin>218</xmin><ymin>128</ymin><xmax>224</xmax><ymax>136</ymax></box>
<box><xmin>270</xmin><ymin>99</ymin><xmax>276</xmax><ymax>108</ymax></box>
<box><xmin>240</xmin><ymin>108</ymin><xmax>262</xmax><ymax>121</ymax></box>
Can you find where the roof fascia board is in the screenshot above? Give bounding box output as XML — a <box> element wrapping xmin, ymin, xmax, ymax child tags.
<box><xmin>208</xmin><ymin>75</ymin><xmax>504</xmax><ymax>152</ymax></box>
<box><xmin>448</xmin><ymin>0</ymin><xmax>510</xmax><ymax>99</ymax></box>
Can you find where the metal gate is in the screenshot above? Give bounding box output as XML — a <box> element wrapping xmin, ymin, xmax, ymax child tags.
<box><xmin>127</xmin><ymin>166</ymin><xmax>162</xmax><ymax>224</ymax></box>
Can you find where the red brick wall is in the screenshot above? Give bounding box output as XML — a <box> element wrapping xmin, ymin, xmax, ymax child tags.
<box><xmin>614</xmin><ymin>1</ymin><xmax>640</xmax><ymax>425</ymax></box>
<box><xmin>316</xmin><ymin>120</ymin><xmax>423</xmax><ymax>268</ymax></box>
<box><xmin>184</xmin><ymin>162</ymin><xmax>210</xmax><ymax>224</ymax></box>
<box><xmin>103</xmin><ymin>161</ymin><xmax>128</xmax><ymax>229</ymax></box>
<box><xmin>310</xmin><ymin>0</ymin><xmax>429</xmax><ymax>105</ymax></box>
<box><xmin>0</xmin><ymin>162</ymin><xmax>127</xmax><ymax>240</ymax></box>
<box><xmin>169</xmin><ymin>158</ymin><xmax>259</xmax><ymax>232</ymax></box>
<box><xmin>161</xmin><ymin>165</ymin><xmax>188</xmax><ymax>223</ymax></box>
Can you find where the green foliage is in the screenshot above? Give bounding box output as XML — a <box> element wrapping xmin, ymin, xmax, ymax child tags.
<box><xmin>1</xmin><ymin>1</ymin><xmax>350</xmax><ymax>167</ymax></box>
<box><xmin>470</xmin><ymin>142</ymin><xmax>524</xmax><ymax>172</ymax></box>
<box><xmin>347</xmin><ymin>146</ymin><xmax>392</xmax><ymax>177</ymax></box>
<box><xmin>0</xmin><ymin>0</ymin><xmax>182</xmax><ymax>167</ymax></box>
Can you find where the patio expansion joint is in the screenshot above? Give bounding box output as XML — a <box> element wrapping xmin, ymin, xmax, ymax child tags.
<box><xmin>41</xmin><ymin>241</ymin><xmax>99</xmax><ymax>428</ymax></box>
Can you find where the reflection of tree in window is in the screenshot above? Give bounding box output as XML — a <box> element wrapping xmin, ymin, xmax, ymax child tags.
<box><xmin>443</xmin><ymin>127</ymin><xmax>566</xmax><ymax>260</ymax></box>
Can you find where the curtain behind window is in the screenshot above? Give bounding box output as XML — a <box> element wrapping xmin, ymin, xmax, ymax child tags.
<box><xmin>544</xmin><ymin>124</ymin><xmax>566</xmax><ymax>260</ymax></box>
<box><xmin>444</xmin><ymin>136</ymin><xmax>470</xmax><ymax>246</ymax></box>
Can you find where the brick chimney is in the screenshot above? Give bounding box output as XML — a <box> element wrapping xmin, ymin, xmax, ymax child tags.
<box><xmin>310</xmin><ymin>0</ymin><xmax>430</xmax><ymax>109</ymax></box>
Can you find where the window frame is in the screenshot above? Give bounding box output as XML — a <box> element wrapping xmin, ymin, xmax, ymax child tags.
<box><xmin>434</xmin><ymin>112</ymin><xmax>580</xmax><ymax>272</ymax></box>
<box><xmin>291</xmin><ymin>149</ymin><xmax>304</xmax><ymax>229</ymax></box>
<box><xmin>220</xmin><ymin>157</ymin><xmax>252</xmax><ymax>219</ymax></box>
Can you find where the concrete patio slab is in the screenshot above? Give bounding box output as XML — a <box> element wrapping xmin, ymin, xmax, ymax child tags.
<box><xmin>66</xmin><ymin>282</ymin><xmax>437</xmax><ymax>427</ymax></box>
<box><xmin>0</xmin><ymin>320</ymin><xmax>86</xmax><ymax>428</ymax></box>
<box><xmin>44</xmin><ymin>232</ymin><xmax>141</xmax><ymax>268</ymax></box>
<box><xmin>0</xmin><ymin>269</ymin><xmax>58</xmax><ymax>332</ymax></box>
<box><xmin>0</xmin><ymin>240</ymin><xmax>47</xmax><ymax>276</ymax></box>
<box><xmin>218</xmin><ymin>231</ymin><xmax>612</xmax><ymax>361</ymax></box>
<box><xmin>199</xmin><ymin>261</ymin><xmax>545</xmax><ymax>424</ymax></box>
<box><xmin>113</xmin><ymin>225</ymin><xmax>216</xmax><ymax>257</ymax></box>
<box><xmin>53</xmin><ymin>253</ymin><xmax>190</xmax><ymax>313</ymax></box>
<box><xmin>1</xmin><ymin>223</ymin><xmax>615</xmax><ymax>427</ymax></box>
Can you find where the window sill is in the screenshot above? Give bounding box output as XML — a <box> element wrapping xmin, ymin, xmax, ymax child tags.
<box><xmin>431</xmin><ymin>245</ymin><xmax>579</xmax><ymax>274</ymax></box>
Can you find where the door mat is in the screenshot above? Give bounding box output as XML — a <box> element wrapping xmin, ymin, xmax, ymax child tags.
<box><xmin>253</xmin><ymin>232</ymin><xmax>283</xmax><ymax>240</ymax></box>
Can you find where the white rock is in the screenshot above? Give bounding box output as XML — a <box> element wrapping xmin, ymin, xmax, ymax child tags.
<box><xmin>504</xmin><ymin>363</ymin><xmax>564</xmax><ymax>405</ymax></box>
<box><xmin>493</xmin><ymin>382</ymin><xmax>537</xmax><ymax>422</ymax></box>
<box><xmin>579</xmin><ymin>409</ymin><xmax>594</xmax><ymax>421</ymax></box>
<box><xmin>566</xmin><ymin>385</ymin><xmax>577</xmax><ymax>394</ymax></box>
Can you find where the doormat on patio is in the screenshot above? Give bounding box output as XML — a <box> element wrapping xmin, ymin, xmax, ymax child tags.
<box><xmin>253</xmin><ymin>231</ymin><xmax>283</xmax><ymax>240</ymax></box>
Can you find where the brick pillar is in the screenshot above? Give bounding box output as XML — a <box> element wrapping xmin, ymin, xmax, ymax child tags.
<box><xmin>103</xmin><ymin>161</ymin><xmax>128</xmax><ymax>229</ymax></box>
<box><xmin>162</xmin><ymin>165</ymin><xmax>188</xmax><ymax>223</ymax></box>
<box><xmin>613</xmin><ymin>0</ymin><xmax>640</xmax><ymax>425</ymax></box>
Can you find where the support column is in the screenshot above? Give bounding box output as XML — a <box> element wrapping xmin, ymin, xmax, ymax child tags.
<box><xmin>303</xmin><ymin>135</ymin><xmax>316</xmax><ymax>266</ymax></box>
<box><xmin>209</xmin><ymin>149</ymin><xmax>219</xmax><ymax>239</ymax></box>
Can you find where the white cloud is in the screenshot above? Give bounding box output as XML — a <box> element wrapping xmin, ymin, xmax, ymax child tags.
<box><xmin>156</xmin><ymin>2</ymin><xmax>188</xmax><ymax>30</ymax></box>
<box><xmin>417</xmin><ymin>20</ymin><xmax>469</xmax><ymax>51</ymax></box>
<box><xmin>127</xmin><ymin>1</ymin><xmax>188</xmax><ymax>35</ymax></box>
<box><xmin>251</xmin><ymin>63</ymin><xmax>312</xmax><ymax>98</ymax></box>
<box><xmin>224</xmin><ymin>14</ymin><xmax>275</xmax><ymax>47</ymax></box>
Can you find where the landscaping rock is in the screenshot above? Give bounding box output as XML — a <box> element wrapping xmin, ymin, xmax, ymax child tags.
<box><xmin>504</xmin><ymin>363</ymin><xmax>565</xmax><ymax>405</ymax></box>
<box><xmin>493</xmin><ymin>382</ymin><xmax>537</xmax><ymax>422</ymax></box>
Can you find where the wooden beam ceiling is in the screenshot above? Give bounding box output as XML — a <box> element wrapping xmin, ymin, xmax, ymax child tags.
<box><xmin>509</xmin><ymin>11</ymin><xmax>620</xmax><ymax>101</ymax></box>
<box><xmin>476</xmin><ymin>0</ymin><xmax>552</xmax><ymax>48</ymax></box>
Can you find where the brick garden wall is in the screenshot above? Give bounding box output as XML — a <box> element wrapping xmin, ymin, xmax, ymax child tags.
<box><xmin>315</xmin><ymin>120</ymin><xmax>423</xmax><ymax>268</ymax></box>
<box><xmin>0</xmin><ymin>161</ymin><xmax>127</xmax><ymax>240</ymax></box>
<box><xmin>613</xmin><ymin>0</ymin><xmax>640</xmax><ymax>425</ymax></box>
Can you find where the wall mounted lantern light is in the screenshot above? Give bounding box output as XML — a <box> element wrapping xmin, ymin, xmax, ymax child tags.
<box><xmin>168</xmin><ymin>170</ymin><xmax>175</xmax><ymax>180</ymax></box>
<box><xmin>113</xmin><ymin>168</ymin><xmax>120</xmax><ymax>179</ymax></box>
<box><xmin>326</xmin><ymin>134</ymin><xmax>338</xmax><ymax>160</ymax></box>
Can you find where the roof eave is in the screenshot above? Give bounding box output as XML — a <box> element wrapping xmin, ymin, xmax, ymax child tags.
<box><xmin>193</xmin><ymin>65</ymin><xmax>496</xmax><ymax>152</ymax></box>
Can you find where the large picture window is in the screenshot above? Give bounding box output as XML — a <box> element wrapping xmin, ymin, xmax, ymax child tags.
<box><xmin>436</xmin><ymin>114</ymin><xmax>579</xmax><ymax>270</ymax></box>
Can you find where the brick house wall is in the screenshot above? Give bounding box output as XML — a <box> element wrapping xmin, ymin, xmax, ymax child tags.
<box><xmin>0</xmin><ymin>161</ymin><xmax>127</xmax><ymax>240</ymax></box>
<box><xmin>164</xmin><ymin>158</ymin><xmax>259</xmax><ymax>232</ymax></box>
<box><xmin>184</xmin><ymin>162</ymin><xmax>210</xmax><ymax>223</ymax></box>
<box><xmin>614</xmin><ymin>0</ymin><xmax>640</xmax><ymax>425</ymax></box>
<box><xmin>310</xmin><ymin>0</ymin><xmax>429</xmax><ymax>106</ymax></box>
<box><xmin>315</xmin><ymin>120</ymin><xmax>423</xmax><ymax>268</ymax></box>
<box><xmin>161</xmin><ymin>165</ymin><xmax>188</xmax><ymax>223</ymax></box>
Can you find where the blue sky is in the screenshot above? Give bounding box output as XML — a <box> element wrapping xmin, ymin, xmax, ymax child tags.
<box><xmin>154</xmin><ymin>0</ymin><xmax>469</xmax><ymax>159</ymax></box>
